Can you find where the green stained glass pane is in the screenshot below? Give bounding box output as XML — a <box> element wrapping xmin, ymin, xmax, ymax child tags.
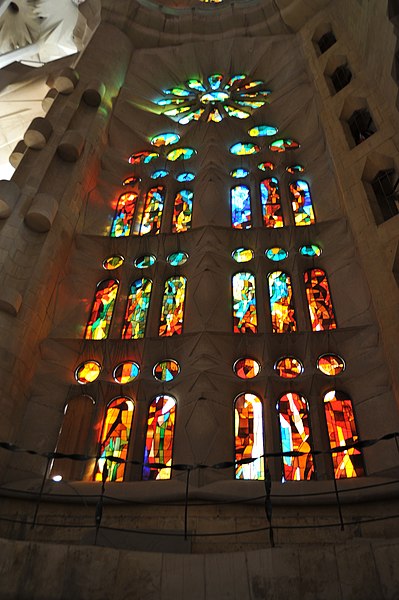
<box><xmin>163</xmin><ymin>87</ymin><xmax>192</xmax><ymax>97</ymax></box>
<box><xmin>179</xmin><ymin>108</ymin><xmax>204</xmax><ymax>124</ymax></box>
<box><xmin>299</xmin><ymin>244</ymin><xmax>322</xmax><ymax>257</ymax></box>
<box><xmin>230</xmin><ymin>142</ymin><xmax>260</xmax><ymax>155</ymax></box>
<box><xmin>151</xmin><ymin>170</ymin><xmax>169</xmax><ymax>179</ymax></box>
<box><xmin>248</xmin><ymin>125</ymin><xmax>278</xmax><ymax>137</ymax></box>
<box><xmin>258</xmin><ymin>161</ymin><xmax>275</xmax><ymax>171</ymax></box>
<box><xmin>208</xmin><ymin>74</ymin><xmax>223</xmax><ymax>90</ymax></box>
<box><xmin>128</xmin><ymin>151</ymin><xmax>159</xmax><ymax>165</ymax></box>
<box><xmin>232</xmin><ymin>248</ymin><xmax>254</xmax><ymax>263</ymax></box>
<box><xmin>103</xmin><ymin>255</ymin><xmax>124</xmax><ymax>270</ymax></box>
<box><xmin>150</xmin><ymin>133</ymin><xmax>180</xmax><ymax>147</ymax></box>
<box><xmin>176</xmin><ymin>172</ymin><xmax>195</xmax><ymax>182</ymax></box>
<box><xmin>134</xmin><ymin>254</ymin><xmax>156</xmax><ymax>268</ymax></box>
<box><xmin>153</xmin><ymin>359</ymin><xmax>180</xmax><ymax>381</ymax></box>
<box><xmin>269</xmin><ymin>139</ymin><xmax>301</xmax><ymax>153</ymax></box>
<box><xmin>224</xmin><ymin>105</ymin><xmax>250</xmax><ymax>119</ymax></box>
<box><xmin>166</xmin><ymin>147</ymin><xmax>196</xmax><ymax>161</ymax></box>
<box><xmin>235</xmin><ymin>100</ymin><xmax>265</xmax><ymax>109</ymax></box>
<box><xmin>231</xmin><ymin>168</ymin><xmax>249</xmax><ymax>178</ymax></box>
<box><xmin>265</xmin><ymin>247</ymin><xmax>288</xmax><ymax>261</ymax></box>
<box><xmin>286</xmin><ymin>164</ymin><xmax>305</xmax><ymax>174</ymax></box>
<box><xmin>167</xmin><ymin>252</ymin><xmax>189</xmax><ymax>266</ymax></box>
<box><xmin>164</xmin><ymin>106</ymin><xmax>191</xmax><ymax>117</ymax></box>
<box><xmin>187</xmin><ymin>79</ymin><xmax>206</xmax><ymax>92</ymax></box>
<box><xmin>225</xmin><ymin>74</ymin><xmax>246</xmax><ymax>89</ymax></box>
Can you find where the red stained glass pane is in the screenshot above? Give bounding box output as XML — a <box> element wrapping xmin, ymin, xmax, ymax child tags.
<box><xmin>75</xmin><ymin>360</ymin><xmax>101</xmax><ymax>384</ymax></box>
<box><xmin>317</xmin><ymin>354</ymin><xmax>345</xmax><ymax>376</ymax></box>
<box><xmin>232</xmin><ymin>272</ymin><xmax>257</xmax><ymax>333</ymax></box>
<box><xmin>121</xmin><ymin>278</ymin><xmax>152</xmax><ymax>339</ymax></box>
<box><xmin>233</xmin><ymin>358</ymin><xmax>261</xmax><ymax>379</ymax></box>
<box><xmin>235</xmin><ymin>393</ymin><xmax>264</xmax><ymax>480</ymax></box>
<box><xmin>85</xmin><ymin>279</ymin><xmax>118</xmax><ymax>340</ymax></box>
<box><xmin>278</xmin><ymin>393</ymin><xmax>315</xmax><ymax>481</ymax></box>
<box><xmin>304</xmin><ymin>268</ymin><xmax>336</xmax><ymax>331</ymax></box>
<box><xmin>274</xmin><ymin>357</ymin><xmax>303</xmax><ymax>378</ymax></box>
<box><xmin>159</xmin><ymin>276</ymin><xmax>186</xmax><ymax>336</ymax></box>
<box><xmin>140</xmin><ymin>186</ymin><xmax>165</xmax><ymax>235</ymax></box>
<box><xmin>143</xmin><ymin>395</ymin><xmax>176</xmax><ymax>480</ymax></box>
<box><xmin>172</xmin><ymin>189</ymin><xmax>193</xmax><ymax>233</ymax></box>
<box><xmin>111</xmin><ymin>192</ymin><xmax>138</xmax><ymax>238</ymax></box>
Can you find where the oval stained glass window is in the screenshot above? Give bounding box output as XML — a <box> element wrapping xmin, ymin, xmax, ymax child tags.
<box><xmin>230</xmin><ymin>168</ymin><xmax>249</xmax><ymax>179</ymax></box>
<box><xmin>317</xmin><ymin>354</ymin><xmax>345</xmax><ymax>376</ymax></box>
<box><xmin>176</xmin><ymin>172</ymin><xmax>195</xmax><ymax>182</ymax></box>
<box><xmin>299</xmin><ymin>244</ymin><xmax>322</xmax><ymax>257</ymax></box>
<box><xmin>248</xmin><ymin>125</ymin><xmax>278</xmax><ymax>137</ymax></box>
<box><xmin>103</xmin><ymin>255</ymin><xmax>124</xmax><ymax>270</ymax></box>
<box><xmin>274</xmin><ymin>357</ymin><xmax>303</xmax><ymax>379</ymax></box>
<box><xmin>150</xmin><ymin>132</ymin><xmax>180</xmax><ymax>147</ymax></box>
<box><xmin>232</xmin><ymin>248</ymin><xmax>254</xmax><ymax>263</ymax></box>
<box><xmin>233</xmin><ymin>357</ymin><xmax>261</xmax><ymax>379</ymax></box>
<box><xmin>123</xmin><ymin>176</ymin><xmax>141</xmax><ymax>186</ymax></box>
<box><xmin>269</xmin><ymin>139</ymin><xmax>300</xmax><ymax>153</ymax></box>
<box><xmin>166</xmin><ymin>148</ymin><xmax>196</xmax><ymax>161</ymax></box>
<box><xmin>153</xmin><ymin>359</ymin><xmax>180</xmax><ymax>381</ymax></box>
<box><xmin>75</xmin><ymin>361</ymin><xmax>101</xmax><ymax>384</ymax></box>
<box><xmin>258</xmin><ymin>161</ymin><xmax>275</xmax><ymax>171</ymax></box>
<box><xmin>128</xmin><ymin>151</ymin><xmax>159</xmax><ymax>165</ymax></box>
<box><xmin>286</xmin><ymin>164</ymin><xmax>305</xmax><ymax>174</ymax></box>
<box><xmin>265</xmin><ymin>247</ymin><xmax>288</xmax><ymax>262</ymax></box>
<box><xmin>151</xmin><ymin>170</ymin><xmax>169</xmax><ymax>179</ymax></box>
<box><xmin>113</xmin><ymin>361</ymin><xmax>140</xmax><ymax>384</ymax></box>
<box><xmin>167</xmin><ymin>252</ymin><xmax>189</xmax><ymax>266</ymax></box>
<box><xmin>134</xmin><ymin>255</ymin><xmax>156</xmax><ymax>268</ymax></box>
<box><xmin>230</xmin><ymin>142</ymin><xmax>260</xmax><ymax>156</ymax></box>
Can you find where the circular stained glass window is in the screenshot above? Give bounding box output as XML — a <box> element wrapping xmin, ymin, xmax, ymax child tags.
<box><xmin>103</xmin><ymin>255</ymin><xmax>124</xmax><ymax>270</ymax></box>
<box><xmin>123</xmin><ymin>176</ymin><xmax>141</xmax><ymax>186</ymax></box>
<box><xmin>286</xmin><ymin>164</ymin><xmax>305</xmax><ymax>174</ymax></box>
<box><xmin>153</xmin><ymin>359</ymin><xmax>180</xmax><ymax>381</ymax></box>
<box><xmin>176</xmin><ymin>172</ymin><xmax>195</xmax><ymax>182</ymax></box>
<box><xmin>258</xmin><ymin>161</ymin><xmax>275</xmax><ymax>171</ymax></box>
<box><xmin>274</xmin><ymin>357</ymin><xmax>303</xmax><ymax>379</ymax></box>
<box><xmin>113</xmin><ymin>361</ymin><xmax>140</xmax><ymax>384</ymax></box>
<box><xmin>75</xmin><ymin>361</ymin><xmax>101</xmax><ymax>384</ymax></box>
<box><xmin>134</xmin><ymin>255</ymin><xmax>156</xmax><ymax>268</ymax></box>
<box><xmin>150</xmin><ymin>132</ymin><xmax>180</xmax><ymax>147</ymax></box>
<box><xmin>299</xmin><ymin>244</ymin><xmax>322</xmax><ymax>257</ymax></box>
<box><xmin>229</xmin><ymin>142</ymin><xmax>260</xmax><ymax>156</ymax></box>
<box><xmin>233</xmin><ymin>358</ymin><xmax>261</xmax><ymax>379</ymax></box>
<box><xmin>317</xmin><ymin>354</ymin><xmax>345</xmax><ymax>376</ymax></box>
<box><xmin>265</xmin><ymin>247</ymin><xmax>288</xmax><ymax>261</ymax></box>
<box><xmin>151</xmin><ymin>170</ymin><xmax>169</xmax><ymax>179</ymax></box>
<box><xmin>232</xmin><ymin>247</ymin><xmax>254</xmax><ymax>263</ymax></box>
<box><xmin>167</xmin><ymin>252</ymin><xmax>189</xmax><ymax>266</ymax></box>
<box><xmin>230</xmin><ymin>168</ymin><xmax>249</xmax><ymax>179</ymax></box>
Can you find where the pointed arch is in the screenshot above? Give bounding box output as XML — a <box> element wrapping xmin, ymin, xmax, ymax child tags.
<box><xmin>85</xmin><ymin>279</ymin><xmax>119</xmax><ymax>340</ymax></box>
<box><xmin>122</xmin><ymin>278</ymin><xmax>152</xmax><ymax>339</ymax></box>
<box><xmin>231</xmin><ymin>185</ymin><xmax>252</xmax><ymax>229</ymax></box>
<box><xmin>260</xmin><ymin>177</ymin><xmax>284</xmax><ymax>228</ymax></box>
<box><xmin>304</xmin><ymin>268</ymin><xmax>336</xmax><ymax>331</ymax></box>
<box><xmin>159</xmin><ymin>276</ymin><xmax>186</xmax><ymax>336</ymax></box>
<box><xmin>324</xmin><ymin>390</ymin><xmax>364</xmax><ymax>479</ymax></box>
<box><xmin>289</xmin><ymin>180</ymin><xmax>315</xmax><ymax>226</ymax></box>
<box><xmin>142</xmin><ymin>394</ymin><xmax>176</xmax><ymax>480</ymax></box>
<box><xmin>140</xmin><ymin>186</ymin><xmax>165</xmax><ymax>235</ymax></box>
<box><xmin>277</xmin><ymin>393</ymin><xmax>315</xmax><ymax>481</ymax></box>
<box><xmin>94</xmin><ymin>396</ymin><xmax>135</xmax><ymax>482</ymax></box>
<box><xmin>172</xmin><ymin>189</ymin><xmax>193</xmax><ymax>233</ymax></box>
<box><xmin>267</xmin><ymin>271</ymin><xmax>297</xmax><ymax>333</ymax></box>
<box><xmin>232</xmin><ymin>272</ymin><xmax>257</xmax><ymax>333</ymax></box>
<box><xmin>234</xmin><ymin>393</ymin><xmax>264</xmax><ymax>480</ymax></box>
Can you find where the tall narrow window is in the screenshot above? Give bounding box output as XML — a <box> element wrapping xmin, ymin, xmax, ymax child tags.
<box><xmin>324</xmin><ymin>390</ymin><xmax>364</xmax><ymax>479</ymax></box>
<box><xmin>277</xmin><ymin>393</ymin><xmax>315</xmax><ymax>481</ymax></box>
<box><xmin>289</xmin><ymin>180</ymin><xmax>315</xmax><ymax>226</ymax></box>
<box><xmin>234</xmin><ymin>393</ymin><xmax>264</xmax><ymax>480</ymax></box>
<box><xmin>268</xmin><ymin>271</ymin><xmax>297</xmax><ymax>333</ymax></box>
<box><xmin>304</xmin><ymin>268</ymin><xmax>336</xmax><ymax>331</ymax></box>
<box><xmin>231</xmin><ymin>185</ymin><xmax>252</xmax><ymax>229</ymax></box>
<box><xmin>318</xmin><ymin>31</ymin><xmax>336</xmax><ymax>54</ymax></box>
<box><xmin>232</xmin><ymin>272</ymin><xmax>257</xmax><ymax>333</ymax></box>
<box><xmin>140</xmin><ymin>186</ymin><xmax>165</xmax><ymax>235</ymax></box>
<box><xmin>348</xmin><ymin>109</ymin><xmax>376</xmax><ymax>146</ymax></box>
<box><xmin>85</xmin><ymin>279</ymin><xmax>119</xmax><ymax>340</ymax></box>
<box><xmin>110</xmin><ymin>192</ymin><xmax>138</xmax><ymax>238</ymax></box>
<box><xmin>142</xmin><ymin>394</ymin><xmax>176</xmax><ymax>480</ymax></box>
<box><xmin>94</xmin><ymin>397</ymin><xmax>134</xmax><ymax>482</ymax></box>
<box><xmin>172</xmin><ymin>189</ymin><xmax>193</xmax><ymax>233</ymax></box>
<box><xmin>121</xmin><ymin>278</ymin><xmax>152</xmax><ymax>339</ymax></box>
<box><xmin>159</xmin><ymin>276</ymin><xmax>186</xmax><ymax>336</ymax></box>
<box><xmin>260</xmin><ymin>178</ymin><xmax>284</xmax><ymax>228</ymax></box>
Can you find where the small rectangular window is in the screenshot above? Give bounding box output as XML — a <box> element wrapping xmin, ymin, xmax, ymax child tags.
<box><xmin>318</xmin><ymin>31</ymin><xmax>336</xmax><ymax>54</ymax></box>
<box><xmin>371</xmin><ymin>170</ymin><xmax>399</xmax><ymax>222</ymax></box>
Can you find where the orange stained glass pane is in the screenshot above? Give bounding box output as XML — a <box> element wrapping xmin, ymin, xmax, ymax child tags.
<box><xmin>324</xmin><ymin>390</ymin><xmax>364</xmax><ymax>479</ymax></box>
<box><xmin>85</xmin><ymin>279</ymin><xmax>119</xmax><ymax>340</ymax></box>
<box><xmin>159</xmin><ymin>276</ymin><xmax>186</xmax><ymax>336</ymax></box>
<box><xmin>103</xmin><ymin>255</ymin><xmax>124</xmax><ymax>270</ymax></box>
<box><xmin>172</xmin><ymin>190</ymin><xmax>193</xmax><ymax>233</ymax></box>
<box><xmin>142</xmin><ymin>395</ymin><xmax>176</xmax><ymax>480</ymax></box>
<box><xmin>268</xmin><ymin>271</ymin><xmax>297</xmax><ymax>333</ymax></box>
<box><xmin>232</xmin><ymin>272</ymin><xmax>257</xmax><ymax>333</ymax></box>
<box><xmin>140</xmin><ymin>186</ymin><xmax>165</xmax><ymax>235</ymax></box>
<box><xmin>94</xmin><ymin>397</ymin><xmax>134</xmax><ymax>482</ymax></box>
<box><xmin>278</xmin><ymin>393</ymin><xmax>315</xmax><ymax>481</ymax></box>
<box><xmin>304</xmin><ymin>268</ymin><xmax>336</xmax><ymax>331</ymax></box>
<box><xmin>153</xmin><ymin>360</ymin><xmax>180</xmax><ymax>381</ymax></box>
<box><xmin>111</xmin><ymin>192</ymin><xmax>138</xmax><ymax>238</ymax></box>
<box><xmin>113</xmin><ymin>361</ymin><xmax>140</xmax><ymax>384</ymax></box>
<box><xmin>233</xmin><ymin>358</ymin><xmax>261</xmax><ymax>379</ymax></box>
<box><xmin>289</xmin><ymin>180</ymin><xmax>315</xmax><ymax>226</ymax></box>
<box><xmin>317</xmin><ymin>354</ymin><xmax>345</xmax><ymax>376</ymax></box>
<box><xmin>274</xmin><ymin>357</ymin><xmax>303</xmax><ymax>378</ymax></box>
<box><xmin>75</xmin><ymin>360</ymin><xmax>101</xmax><ymax>384</ymax></box>
<box><xmin>234</xmin><ymin>393</ymin><xmax>264</xmax><ymax>480</ymax></box>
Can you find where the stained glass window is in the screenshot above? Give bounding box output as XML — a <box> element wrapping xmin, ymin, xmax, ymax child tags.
<box><xmin>277</xmin><ymin>393</ymin><xmax>315</xmax><ymax>481</ymax></box>
<box><xmin>269</xmin><ymin>139</ymin><xmax>300</xmax><ymax>153</ymax></box>
<box><xmin>176</xmin><ymin>172</ymin><xmax>195</xmax><ymax>182</ymax></box>
<box><xmin>304</xmin><ymin>268</ymin><xmax>336</xmax><ymax>331</ymax></box>
<box><xmin>150</xmin><ymin>132</ymin><xmax>180</xmax><ymax>147</ymax></box>
<box><xmin>260</xmin><ymin>178</ymin><xmax>284</xmax><ymax>228</ymax></box>
<box><xmin>233</xmin><ymin>358</ymin><xmax>260</xmax><ymax>379</ymax></box>
<box><xmin>113</xmin><ymin>361</ymin><xmax>140</xmax><ymax>384</ymax></box>
<box><xmin>166</xmin><ymin>148</ymin><xmax>196</xmax><ymax>161</ymax></box>
<box><xmin>265</xmin><ymin>247</ymin><xmax>288</xmax><ymax>261</ymax></box>
<box><xmin>103</xmin><ymin>255</ymin><xmax>124</xmax><ymax>270</ymax></box>
<box><xmin>85</xmin><ymin>279</ymin><xmax>119</xmax><ymax>340</ymax></box>
<box><xmin>232</xmin><ymin>272</ymin><xmax>257</xmax><ymax>333</ymax></box>
<box><xmin>110</xmin><ymin>192</ymin><xmax>138</xmax><ymax>238</ymax></box>
<box><xmin>299</xmin><ymin>244</ymin><xmax>322</xmax><ymax>257</ymax></box>
<box><xmin>134</xmin><ymin>254</ymin><xmax>156</xmax><ymax>268</ymax></box>
<box><xmin>122</xmin><ymin>278</ymin><xmax>152</xmax><ymax>339</ymax></box>
<box><xmin>139</xmin><ymin>186</ymin><xmax>165</xmax><ymax>235</ymax></box>
<box><xmin>142</xmin><ymin>395</ymin><xmax>176</xmax><ymax>480</ymax></box>
<box><xmin>324</xmin><ymin>390</ymin><xmax>364</xmax><ymax>478</ymax></box>
<box><xmin>172</xmin><ymin>190</ymin><xmax>193</xmax><ymax>233</ymax></box>
<box><xmin>94</xmin><ymin>397</ymin><xmax>134</xmax><ymax>482</ymax></box>
<box><xmin>230</xmin><ymin>142</ymin><xmax>260</xmax><ymax>156</ymax></box>
<box><xmin>234</xmin><ymin>393</ymin><xmax>264</xmax><ymax>480</ymax></box>
<box><xmin>129</xmin><ymin>151</ymin><xmax>159</xmax><ymax>164</ymax></box>
<box><xmin>123</xmin><ymin>176</ymin><xmax>140</xmax><ymax>187</ymax></box>
<box><xmin>153</xmin><ymin>360</ymin><xmax>180</xmax><ymax>381</ymax></box>
<box><xmin>258</xmin><ymin>162</ymin><xmax>275</xmax><ymax>171</ymax></box>
<box><xmin>167</xmin><ymin>252</ymin><xmax>189</xmax><ymax>266</ymax></box>
<box><xmin>230</xmin><ymin>168</ymin><xmax>249</xmax><ymax>179</ymax></box>
<box><xmin>289</xmin><ymin>180</ymin><xmax>315</xmax><ymax>226</ymax></box>
<box><xmin>159</xmin><ymin>276</ymin><xmax>186</xmax><ymax>336</ymax></box>
<box><xmin>231</xmin><ymin>185</ymin><xmax>252</xmax><ymax>229</ymax></box>
<box><xmin>317</xmin><ymin>354</ymin><xmax>345</xmax><ymax>376</ymax></box>
<box><xmin>268</xmin><ymin>271</ymin><xmax>297</xmax><ymax>333</ymax></box>
<box><xmin>286</xmin><ymin>164</ymin><xmax>305</xmax><ymax>174</ymax></box>
<box><xmin>274</xmin><ymin>357</ymin><xmax>303</xmax><ymax>378</ymax></box>
<box><xmin>151</xmin><ymin>170</ymin><xmax>169</xmax><ymax>180</ymax></box>
<box><xmin>232</xmin><ymin>248</ymin><xmax>254</xmax><ymax>263</ymax></box>
<box><xmin>75</xmin><ymin>360</ymin><xmax>101</xmax><ymax>384</ymax></box>
<box><xmin>248</xmin><ymin>125</ymin><xmax>278</xmax><ymax>137</ymax></box>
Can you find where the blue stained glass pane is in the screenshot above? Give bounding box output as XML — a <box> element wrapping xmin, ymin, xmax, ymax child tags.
<box><xmin>167</xmin><ymin>252</ymin><xmax>189</xmax><ymax>266</ymax></box>
<box><xmin>299</xmin><ymin>244</ymin><xmax>322</xmax><ymax>257</ymax></box>
<box><xmin>231</xmin><ymin>185</ymin><xmax>252</xmax><ymax>229</ymax></box>
<box><xmin>231</xmin><ymin>168</ymin><xmax>249</xmax><ymax>179</ymax></box>
<box><xmin>151</xmin><ymin>170</ymin><xmax>169</xmax><ymax>179</ymax></box>
<box><xmin>266</xmin><ymin>247</ymin><xmax>288</xmax><ymax>261</ymax></box>
<box><xmin>176</xmin><ymin>172</ymin><xmax>195</xmax><ymax>182</ymax></box>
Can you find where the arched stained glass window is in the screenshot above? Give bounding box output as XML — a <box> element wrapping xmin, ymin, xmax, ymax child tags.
<box><xmin>121</xmin><ymin>278</ymin><xmax>152</xmax><ymax>339</ymax></box>
<box><xmin>142</xmin><ymin>395</ymin><xmax>176</xmax><ymax>480</ymax></box>
<box><xmin>232</xmin><ymin>272</ymin><xmax>257</xmax><ymax>333</ymax></box>
<box><xmin>159</xmin><ymin>276</ymin><xmax>186</xmax><ymax>336</ymax></box>
<box><xmin>324</xmin><ymin>390</ymin><xmax>364</xmax><ymax>479</ymax></box>
<box><xmin>277</xmin><ymin>393</ymin><xmax>315</xmax><ymax>481</ymax></box>
<box><xmin>234</xmin><ymin>393</ymin><xmax>264</xmax><ymax>480</ymax></box>
<box><xmin>140</xmin><ymin>186</ymin><xmax>165</xmax><ymax>235</ymax></box>
<box><xmin>172</xmin><ymin>189</ymin><xmax>193</xmax><ymax>233</ymax></box>
<box><xmin>231</xmin><ymin>185</ymin><xmax>252</xmax><ymax>229</ymax></box>
<box><xmin>111</xmin><ymin>192</ymin><xmax>138</xmax><ymax>238</ymax></box>
<box><xmin>94</xmin><ymin>397</ymin><xmax>134</xmax><ymax>482</ymax></box>
<box><xmin>289</xmin><ymin>180</ymin><xmax>315</xmax><ymax>226</ymax></box>
<box><xmin>268</xmin><ymin>271</ymin><xmax>297</xmax><ymax>333</ymax></box>
<box><xmin>260</xmin><ymin>178</ymin><xmax>284</xmax><ymax>228</ymax></box>
<box><xmin>85</xmin><ymin>279</ymin><xmax>119</xmax><ymax>340</ymax></box>
<box><xmin>304</xmin><ymin>268</ymin><xmax>336</xmax><ymax>331</ymax></box>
